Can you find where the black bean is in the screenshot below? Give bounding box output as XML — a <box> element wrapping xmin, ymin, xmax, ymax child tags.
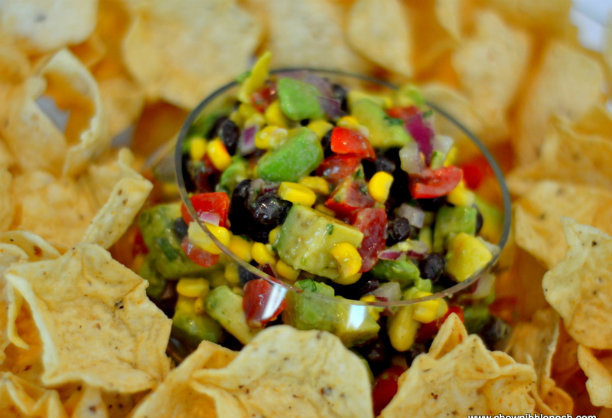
<box><xmin>207</xmin><ymin>115</ymin><xmax>228</xmax><ymax>139</ymax></box>
<box><xmin>331</xmin><ymin>83</ymin><xmax>348</xmax><ymax>112</ymax></box>
<box><xmin>250</xmin><ymin>195</ymin><xmax>292</xmax><ymax>226</ymax></box>
<box><xmin>405</xmin><ymin>342</ymin><xmax>429</xmax><ymax>367</ymax></box>
<box><xmin>330</xmin><ymin>274</ymin><xmax>379</xmax><ymax>299</ymax></box>
<box><xmin>363</xmin><ymin>153</ymin><xmax>396</xmax><ymax>180</ymax></box>
<box><xmin>228</xmin><ymin>180</ymin><xmax>253</xmax><ymax>235</ymax></box>
<box><xmin>172</xmin><ymin>217</ymin><xmax>188</xmax><ymax>240</ymax></box>
<box><xmin>417</xmin><ymin>197</ymin><xmax>446</xmax><ymax>211</ymax></box>
<box><xmin>355</xmin><ymin>333</ymin><xmax>392</xmax><ymax>376</ymax></box>
<box><xmin>320</xmin><ymin>129</ymin><xmax>333</xmax><ymax>158</ymax></box>
<box><xmin>475</xmin><ymin>206</ymin><xmax>484</xmax><ymax>234</ymax></box>
<box><xmin>480</xmin><ymin>316</ymin><xmax>511</xmax><ymax>351</ymax></box>
<box><xmin>419</xmin><ymin>253</ymin><xmax>446</xmax><ymax>281</ymax></box>
<box><xmin>239</xmin><ymin>264</ymin><xmax>258</xmax><ymax>285</ymax></box>
<box><xmin>181</xmin><ymin>153</ymin><xmax>196</xmax><ymax>192</ymax></box>
<box><xmin>217</xmin><ymin>118</ymin><xmax>240</xmax><ymax>155</ymax></box>
<box><xmin>386</xmin><ymin>218</ymin><xmax>419</xmax><ymax>245</ymax></box>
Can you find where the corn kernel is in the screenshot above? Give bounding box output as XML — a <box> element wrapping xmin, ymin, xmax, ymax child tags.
<box><xmin>189</xmin><ymin>137</ymin><xmax>207</xmax><ymax>161</ymax></box>
<box><xmin>264</xmin><ymin>100</ymin><xmax>288</xmax><ymax>127</ymax></box>
<box><xmin>444</xmin><ymin>145</ymin><xmax>458</xmax><ymax>166</ymax></box>
<box><xmin>207</xmin><ymin>139</ymin><xmax>232</xmax><ymax>171</ymax></box>
<box><xmin>330</xmin><ymin>242</ymin><xmax>362</xmax><ymax>284</ymax></box>
<box><xmin>446</xmin><ymin>233</ymin><xmax>493</xmax><ymax>282</ymax></box>
<box><xmin>278</xmin><ymin>182</ymin><xmax>317</xmax><ymax>206</ymax></box>
<box><xmin>251</xmin><ymin>242</ymin><xmax>276</xmax><ymax>265</ymax></box>
<box><xmin>299</xmin><ymin>176</ymin><xmax>330</xmax><ymax>195</ymax></box>
<box><xmin>224</xmin><ymin>263</ymin><xmax>240</xmax><ymax>285</ymax></box>
<box><xmin>315</xmin><ymin>204</ymin><xmax>335</xmax><ymax>216</ymax></box>
<box><xmin>337</xmin><ymin>116</ymin><xmax>360</xmax><ymax>128</ymax></box>
<box><xmin>176</xmin><ymin>278</ymin><xmax>209</xmax><ymax>298</ymax></box>
<box><xmin>387</xmin><ymin>305</ymin><xmax>419</xmax><ymax>351</ymax></box>
<box><xmin>255</xmin><ymin>126</ymin><xmax>288</xmax><ymax>150</ymax></box>
<box><xmin>188</xmin><ymin>222</ymin><xmax>231</xmax><ymax>255</ymax></box>
<box><xmin>193</xmin><ymin>297</ymin><xmax>205</xmax><ymax>314</ymax></box>
<box><xmin>360</xmin><ymin>294</ymin><xmax>382</xmax><ymax>321</ymax></box>
<box><xmin>413</xmin><ymin>293</ymin><xmax>448</xmax><ymax>323</ymax></box>
<box><xmin>447</xmin><ymin>180</ymin><xmax>475</xmax><ymax>207</ymax></box>
<box><xmin>307</xmin><ymin>119</ymin><xmax>333</xmax><ymax>139</ymax></box>
<box><xmin>238</xmin><ymin>103</ymin><xmax>257</xmax><ymax>121</ymax></box>
<box><xmin>368</xmin><ymin>171</ymin><xmax>394</xmax><ymax>203</ymax></box>
<box><xmin>268</xmin><ymin>226</ymin><xmax>281</xmax><ymax>246</ymax></box>
<box><xmin>228</xmin><ymin>235</ymin><xmax>252</xmax><ymax>262</ymax></box>
<box><xmin>276</xmin><ymin>259</ymin><xmax>299</xmax><ymax>281</ymax></box>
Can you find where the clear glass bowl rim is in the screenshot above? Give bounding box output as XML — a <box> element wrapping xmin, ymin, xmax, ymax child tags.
<box><xmin>174</xmin><ymin>68</ymin><xmax>512</xmax><ymax>307</ymax></box>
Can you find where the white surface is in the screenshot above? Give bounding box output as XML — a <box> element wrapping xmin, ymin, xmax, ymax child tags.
<box><xmin>571</xmin><ymin>0</ymin><xmax>611</xmax><ymax>51</ymax></box>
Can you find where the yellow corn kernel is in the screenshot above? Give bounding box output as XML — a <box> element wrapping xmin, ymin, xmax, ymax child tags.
<box><xmin>276</xmin><ymin>259</ymin><xmax>299</xmax><ymax>281</ymax></box>
<box><xmin>315</xmin><ymin>204</ymin><xmax>335</xmax><ymax>216</ymax></box>
<box><xmin>444</xmin><ymin>145</ymin><xmax>458</xmax><ymax>166</ymax></box>
<box><xmin>238</xmin><ymin>102</ymin><xmax>257</xmax><ymax>122</ymax></box>
<box><xmin>368</xmin><ymin>171</ymin><xmax>394</xmax><ymax>203</ymax></box>
<box><xmin>337</xmin><ymin>116</ymin><xmax>360</xmax><ymax>128</ymax></box>
<box><xmin>299</xmin><ymin>176</ymin><xmax>330</xmax><ymax>195</ymax></box>
<box><xmin>330</xmin><ymin>242</ymin><xmax>362</xmax><ymax>284</ymax></box>
<box><xmin>255</xmin><ymin>125</ymin><xmax>288</xmax><ymax>150</ymax></box>
<box><xmin>189</xmin><ymin>137</ymin><xmax>207</xmax><ymax>161</ymax></box>
<box><xmin>264</xmin><ymin>100</ymin><xmax>288</xmax><ymax>127</ymax></box>
<box><xmin>360</xmin><ymin>294</ymin><xmax>382</xmax><ymax>321</ymax></box>
<box><xmin>228</xmin><ymin>235</ymin><xmax>252</xmax><ymax>262</ymax></box>
<box><xmin>447</xmin><ymin>180</ymin><xmax>475</xmax><ymax>207</ymax></box>
<box><xmin>307</xmin><ymin>119</ymin><xmax>333</xmax><ymax>139</ymax></box>
<box><xmin>188</xmin><ymin>222</ymin><xmax>231</xmax><ymax>255</ymax></box>
<box><xmin>238</xmin><ymin>51</ymin><xmax>271</xmax><ymax>103</ymax></box>
<box><xmin>413</xmin><ymin>293</ymin><xmax>448</xmax><ymax>323</ymax></box>
<box><xmin>224</xmin><ymin>263</ymin><xmax>240</xmax><ymax>285</ymax></box>
<box><xmin>207</xmin><ymin>139</ymin><xmax>232</xmax><ymax>171</ymax></box>
<box><xmin>251</xmin><ymin>242</ymin><xmax>276</xmax><ymax>266</ymax></box>
<box><xmin>387</xmin><ymin>305</ymin><xmax>419</xmax><ymax>352</ymax></box>
<box><xmin>193</xmin><ymin>297</ymin><xmax>205</xmax><ymax>314</ymax></box>
<box><xmin>278</xmin><ymin>182</ymin><xmax>317</xmax><ymax>206</ymax></box>
<box><xmin>268</xmin><ymin>226</ymin><xmax>281</xmax><ymax>246</ymax></box>
<box><xmin>176</xmin><ymin>278</ymin><xmax>210</xmax><ymax>298</ymax></box>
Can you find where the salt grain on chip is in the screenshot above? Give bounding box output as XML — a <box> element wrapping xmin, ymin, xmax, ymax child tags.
<box><xmin>542</xmin><ymin>218</ymin><xmax>612</xmax><ymax>350</ymax></box>
<box><xmin>192</xmin><ymin>325</ymin><xmax>374</xmax><ymax>418</ymax></box>
<box><xmin>5</xmin><ymin>244</ymin><xmax>171</xmax><ymax>393</ymax></box>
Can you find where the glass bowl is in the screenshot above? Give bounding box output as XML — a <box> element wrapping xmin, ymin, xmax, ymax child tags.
<box><xmin>169</xmin><ymin>69</ymin><xmax>511</xmax><ymax>356</ymax></box>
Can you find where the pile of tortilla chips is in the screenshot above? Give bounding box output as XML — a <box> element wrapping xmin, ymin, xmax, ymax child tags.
<box><xmin>0</xmin><ymin>0</ymin><xmax>611</xmax><ymax>416</ymax></box>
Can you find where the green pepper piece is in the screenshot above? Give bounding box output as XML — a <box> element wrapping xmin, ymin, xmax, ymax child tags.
<box><xmin>256</xmin><ymin>128</ymin><xmax>323</xmax><ymax>182</ymax></box>
<box><xmin>277</xmin><ymin>78</ymin><xmax>324</xmax><ymax>121</ymax></box>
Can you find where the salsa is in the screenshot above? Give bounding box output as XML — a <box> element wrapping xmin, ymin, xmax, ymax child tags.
<box><xmin>135</xmin><ymin>53</ymin><xmax>510</xmax><ymax>396</ymax></box>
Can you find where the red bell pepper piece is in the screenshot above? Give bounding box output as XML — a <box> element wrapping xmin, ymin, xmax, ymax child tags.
<box><xmin>181</xmin><ymin>192</ymin><xmax>230</xmax><ymax>227</ymax></box>
<box><xmin>325</xmin><ymin>178</ymin><xmax>374</xmax><ymax>220</ymax></box>
<box><xmin>180</xmin><ymin>237</ymin><xmax>219</xmax><ymax>268</ymax></box>
<box><xmin>460</xmin><ymin>155</ymin><xmax>493</xmax><ymax>190</ymax></box>
<box><xmin>416</xmin><ymin>305</ymin><xmax>464</xmax><ymax>343</ymax></box>
<box><xmin>409</xmin><ymin>166</ymin><xmax>463</xmax><ymax>199</ymax></box>
<box><xmin>242</xmin><ymin>278</ymin><xmax>287</xmax><ymax>328</ymax></box>
<box><xmin>330</xmin><ymin>127</ymin><xmax>376</xmax><ymax>160</ymax></box>
<box><xmin>386</xmin><ymin>106</ymin><xmax>419</xmax><ymax>122</ymax></box>
<box><xmin>372</xmin><ymin>365</ymin><xmax>406</xmax><ymax>416</ymax></box>
<box><xmin>251</xmin><ymin>84</ymin><xmax>277</xmax><ymax>113</ymax></box>
<box><xmin>316</xmin><ymin>154</ymin><xmax>362</xmax><ymax>187</ymax></box>
<box><xmin>352</xmin><ymin>208</ymin><xmax>387</xmax><ymax>272</ymax></box>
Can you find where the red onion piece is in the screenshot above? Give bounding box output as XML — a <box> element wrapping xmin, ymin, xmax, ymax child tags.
<box><xmin>432</xmin><ymin>135</ymin><xmax>454</xmax><ymax>159</ymax></box>
<box><xmin>318</xmin><ymin>95</ymin><xmax>343</xmax><ymax>119</ymax></box>
<box><xmin>377</xmin><ymin>250</ymin><xmax>403</xmax><ymax>260</ymax></box>
<box><xmin>197</xmin><ymin>213</ymin><xmax>220</xmax><ymax>226</ymax></box>
<box><xmin>238</xmin><ymin>125</ymin><xmax>257</xmax><ymax>155</ymax></box>
<box><xmin>395</xmin><ymin>204</ymin><xmax>425</xmax><ymax>228</ymax></box>
<box><xmin>399</xmin><ymin>142</ymin><xmax>424</xmax><ymax>175</ymax></box>
<box><xmin>405</xmin><ymin>113</ymin><xmax>434</xmax><ymax>163</ymax></box>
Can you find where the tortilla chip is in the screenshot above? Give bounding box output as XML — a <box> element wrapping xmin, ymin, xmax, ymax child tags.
<box><xmin>0</xmin><ymin>41</ymin><xmax>31</xmax><ymax>84</ymax></box>
<box><xmin>578</xmin><ymin>346</ymin><xmax>612</xmax><ymax>408</ymax></box>
<box><xmin>264</xmin><ymin>0</ymin><xmax>371</xmax><ymax>74</ymax></box>
<box><xmin>130</xmin><ymin>341</ymin><xmax>236</xmax><ymax>418</ymax></box>
<box><xmin>514</xmin><ymin>41</ymin><xmax>605</xmax><ymax>164</ymax></box>
<box><xmin>0</xmin><ymin>231</ymin><xmax>60</xmax><ymax>262</ymax></box>
<box><xmin>69</xmin><ymin>34</ymin><xmax>107</xmax><ymax>69</ymax></box>
<box><xmin>542</xmin><ymin>218</ymin><xmax>612</xmax><ymax>350</ymax></box>
<box><xmin>0</xmin><ymin>372</ymin><xmax>67</xmax><ymax>418</ymax></box>
<box><xmin>122</xmin><ymin>0</ymin><xmax>261</xmax><ymax>109</ymax></box>
<box><xmin>0</xmin><ymin>244</ymin><xmax>29</xmax><ymax>362</ymax></box>
<box><xmin>192</xmin><ymin>325</ymin><xmax>373</xmax><ymax>418</ymax></box>
<box><xmin>452</xmin><ymin>10</ymin><xmax>531</xmax><ymax>143</ymax></box>
<box><xmin>508</xmin><ymin>117</ymin><xmax>612</xmax><ymax>195</ymax></box>
<box><xmin>380</xmin><ymin>314</ymin><xmax>537</xmax><ymax>417</ymax></box>
<box><xmin>5</xmin><ymin>244</ymin><xmax>171</xmax><ymax>392</ymax></box>
<box><xmin>98</xmin><ymin>77</ymin><xmax>145</xmax><ymax>140</ymax></box>
<box><xmin>346</xmin><ymin>0</ymin><xmax>412</xmax><ymax>76</ymax></box>
<box><xmin>0</xmin><ymin>168</ymin><xmax>13</xmax><ymax>232</ymax></box>
<box><xmin>605</xmin><ymin>15</ymin><xmax>612</xmax><ymax>77</ymax></box>
<box><xmin>428</xmin><ymin>313</ymin><xmax>468</xmax><ymax>359</ymax></box>
<box><xmin>0</xmin><ymin>0</ymin><xmax>97</xmax><ymax>53</ymax></box>
<box><xmin>513</xmin><ymin>181</ymin><xmax>612</xmax><ymax>269</ymax></box>
<box><xmin>479</xmin><ymin>0</ymin><xmax>572</xmax><ymax>34</ymax></box>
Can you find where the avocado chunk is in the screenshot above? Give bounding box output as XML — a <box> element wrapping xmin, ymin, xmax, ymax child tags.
<box><xmin>216</xmin><ymin>156</ymin><xmax>248</xmax><ymax>194</ymax></box>
<box><xmin>138</xmin><ymin>204</ymin><xmax>211</xmax><ymax>279</ymax></box>
<box><xmin>277</xmin><ymin>78</ymin><xmax>324</xmax><ymax>121</ymax></box>
<box><xmin>205</xmin><ymin>285</ymin><xmax>259</xmax><ymax>344</ymax></box>
<box><xmin>474</xmin><ymin>196</ymin><xmax>504</xmax><ymax>243</ymax></box>
<box><xmin>276</xmin><ymin>205</ymin><xmax>364</xmax><ymax>280</ymax></box>
<box><xmin>284</xmin><ymin>279</ymin><xmax>380</xmax><ymax>347</ymax></box>
<box><xmin>445</xmin><ymin>232</ymin><xmax>493</xmax><ymax>282</ymax></box>
<box><xmin>370</xmin><ymin>259</ymin><xmax>420</xmax><ymax>288</ymax></box>
<box><xmin>172</xmin><ymin>296</ymin><xmax>223</xmax><ymax>347</ymax></box>
<box><xmin>462</xmin><ymin>304</ymin><xmax>490</xmax><ymax>334</ymax></box>
<box><xmin>137</xmin><ymin>254</ymin><xmax>167</xmax><ymax>300</ymax></box>
<box><xmin>256</xmin><ymin>128</ymin><xmax>323</xmax><ymax>182</ymax></box>
<box><xmin>351</xmin><ymin>98</ymin><xmax>412</xmax><ymax>148</ymax></box>
<box><xmin>432</xmin><ymin>205</ymin><xmax>478</xmax><ymax>253</ymax></box>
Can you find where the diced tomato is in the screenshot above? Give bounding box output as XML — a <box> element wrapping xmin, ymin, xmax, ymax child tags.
<box><xmin>180</xmin><ymin>237</ymin><xmax>219</xmax><ymax>268</ymax></box>
<box><xmin>416</xmin><ymin>305</ymin><xmax>464</xmax><ymax>343</ymax></box>
<box><xmin>181</xmin><ymin>192</ymin><xmax>230</xmax><ymax>227</ymax></box>
<box><xmin>325</xmin><ymin>179</ymin><xmax>374</xmax><ymax>220</ymax></box>
<box><xmin>133</xmin><ymin>229</ymin><xmax>148</xmax><ymax>256</ymax></box>
<box><xmin>460</xmin><ymin>155</ymin><xmax>493</xmax><ymax>190</ymax></box>
<box><xmin>316</xmin><ymin>154</ymin><xmax>362</xmax><ymax>187</ymax></box>
<box><xmin>386</xmin><ymin>106</ymin><xmax>419</xmax><ymax>121</ymax></box>
<box><xmin>409</xmin><ymin>166</ymin><xmax>463</xmax><ymax>199</ymax></box>
<box><xmin>372</xmin><ymin>365</ymin><xmax>406</xmax><ymax>416</ymax></box>
<box><xmin>242</xmin><ymin>278</ymin><xmax>287</xmax><ymax>328</ymax></box>
<box><xmin>352</xmin><ymin>208</ymin><xmax>387</xmax><ymax>272</ymax></box>
<box><xmin>330</xmin><ymin>127</ymin><xmax>376</xmax><ymax>160</ymax></box>
<box><xmin>251</xmin><ymin>84</ymin><xmax>277</xmax><ymax>113</ymax></box>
